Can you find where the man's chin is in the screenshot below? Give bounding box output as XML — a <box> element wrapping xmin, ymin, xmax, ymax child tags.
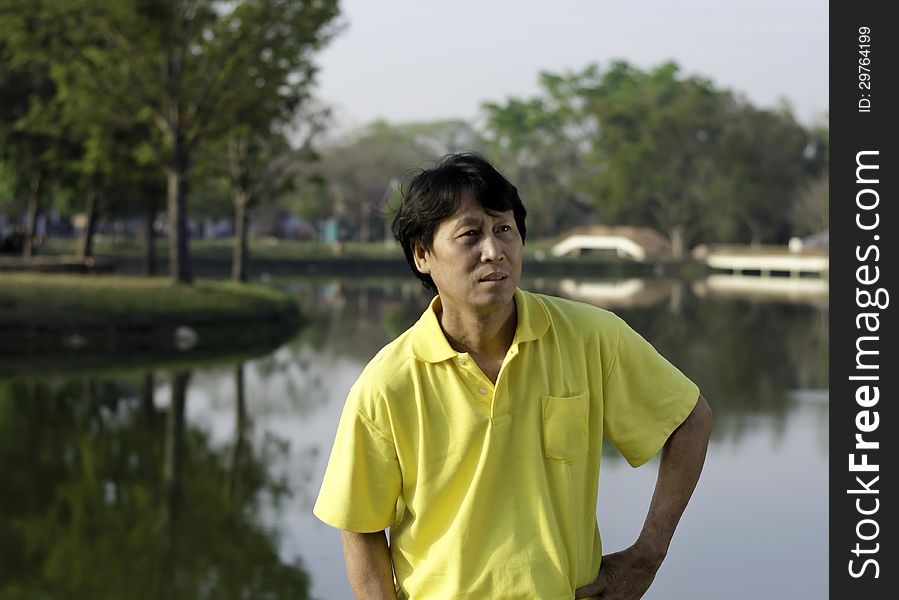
<box><xmin>473</xmin><ymin>283</ymin><xmax>516</xmax><ymax>306</ymax></box>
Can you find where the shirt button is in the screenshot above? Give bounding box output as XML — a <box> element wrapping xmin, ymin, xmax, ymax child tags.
<box><xmin>479</xmin><ymin>387</ymin><xmax>487</xmax><ymax>395</ymax></box>
<box><xmin>459</xmin><ymin>358</ymin><xmax>467</xmax><ymax>365</ymax></box>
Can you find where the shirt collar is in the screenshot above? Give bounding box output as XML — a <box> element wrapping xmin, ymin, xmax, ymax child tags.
<box><xmin>410</xmin><ymin>288</ymin><xmax>550</xmax><ymax>363</ymax></box>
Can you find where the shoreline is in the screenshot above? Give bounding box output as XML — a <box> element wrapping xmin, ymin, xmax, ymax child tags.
<box><xmin>0</xmin><ymin>274</ymin><xmax>304</xmax><ymax>374</ymax></box>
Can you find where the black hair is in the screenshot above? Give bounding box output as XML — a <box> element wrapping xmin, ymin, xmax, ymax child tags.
<box><xmin>391</xmin><ymin>152</ymin><xmax>527</xmax><ymax>292</ymax></box>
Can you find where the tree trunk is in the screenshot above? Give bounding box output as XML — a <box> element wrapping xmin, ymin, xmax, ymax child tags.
<box><xmin>78</xmin><ymin>184</ymin><xmax>98</xmax><ymax>260</ymax></box>
<box><xmin>229</xmin><ymin>363</ymin><xmax>247</xmax><ymax>498</ymax></box>
<box><xmin>144</xmin><ymin>196</ymin><xmax>158</xmax><ymax>275</ymax></box>
<box><xmin>232</xmin><ymin>192</ymin><xmax>249</xmax><ymax>282</ymax></box>
<box><xmin>747</xmin><ymin>220</ymin><xmax>763</xmax><ymax>246</ymax></box>
<box><xmin>359</xmin><ymin>201</ymin><xmax>370</xmax><ymax>243</ymax></box>
<box><xmin>668</xmin><ymin>279</ymin><xmax>684</xmax><ymax>316</ymax></box>
<box><xmin>166</xmin><ymin>143</ymin><xmax>192</xmax><ymax>284</ymax></box>
<box><xmin>670</xmin><ymin>224</ymin><xmax>685</xmax><ymax>260</ymax></box>
<box><xmin>161</xmin><ymin>370</ymin><xmax>190</xmax><ymax>531</ymax></box>
<box><xmin>141</xmin><ymin>371</ymin><xmax>156</xmax><ymax>427</ymax></box>
<box><xmin>23</xmin><ymin>176</ymin><xmax>41</xmax><ymax>258</ymax></box>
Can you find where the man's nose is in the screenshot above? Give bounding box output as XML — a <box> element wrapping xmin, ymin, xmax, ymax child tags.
<box><xmin>480</xmin><ymin>234</ymin><xmax>504</xmax><ymax>262</ymax></box>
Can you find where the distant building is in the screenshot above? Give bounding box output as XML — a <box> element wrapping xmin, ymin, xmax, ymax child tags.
<box><xmin>691</xmin><ymin>240</ymin><xmax>828</xmax><ymax>279</ymax></box>
<box><xmin>550</xmin><ymin>225</ymin><xmax>673</xmax><ymax>262</ymax></box>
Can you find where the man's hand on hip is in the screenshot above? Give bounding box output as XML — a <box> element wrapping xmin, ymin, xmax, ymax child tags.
<box><xmin>573</xmin><ymin>544</ymin><xmax>663</xmax><ymax>600</ymax></box>
<box><xmin>577</xmin><ymin>396</ymin><xmax>712</xmax><ymax>599</ymax></box>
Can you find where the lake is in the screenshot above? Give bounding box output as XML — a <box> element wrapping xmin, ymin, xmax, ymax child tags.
<box><xmin>0</xmin><ymin>275</ymin><xmax>828</xmax><ymax>599</ymax></box>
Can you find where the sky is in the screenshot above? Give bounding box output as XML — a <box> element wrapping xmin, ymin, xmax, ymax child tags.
<box><xmin>314</xmin><ymin>0</ymin><xmax>828</xmax><ymax>132</ymax></box>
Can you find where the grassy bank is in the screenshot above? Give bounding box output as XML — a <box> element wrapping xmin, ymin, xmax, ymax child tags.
<box><xmin>38</xmin><ymin>237</ymin><xmax>407</xmax><ymax>260</ymax></box>
<box><xmin>0</xmin><ymin>273</ymin><xmax>298</xmax><ymax>325</ymax></box>
<box><xmin>0</xmin><ymin>274</ymin><xmax>303</xmax><ymax>372</ymax></box>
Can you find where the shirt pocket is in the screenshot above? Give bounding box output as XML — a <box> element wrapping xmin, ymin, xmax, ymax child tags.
<box><xmin>541</xmin><ymin>392</ymin><xmax>589</xmax><ymax>464</ymax></box>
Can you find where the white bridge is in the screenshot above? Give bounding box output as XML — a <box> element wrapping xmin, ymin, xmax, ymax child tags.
<box><xmin>550</xmin><ymin>227</ymin><xmax>829</xmax><ymax>282</ymax></box>
<box><xmin>550</xmin><ymin>226</ymin><xmax>673</xmax><ymax>262</ymax></box>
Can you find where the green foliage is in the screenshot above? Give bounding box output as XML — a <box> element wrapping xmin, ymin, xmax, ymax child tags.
<box><xmin>0</xmin><ymin>6</ymin><xmax>68</xmax><ymax>222</ymax></box>
<box><xmin>482</xmin><ymin>60</ymin><xmax>829</xmax><ymax>248</ymax></box>
<box><xmin>3</xmin><ymin>2</ymin><xmax>829</xmax><ymax>254</ymax></box>
<box><xmin>1</xmin><ymin>0</ymin><xmax>341</xmax><ymax>280</ymax></box>
<box><xmin>285</xmin><ymin>172</ymin><xmax>332</xmax><ymax>226</ymax></box>
<box><xmin>709</xmin><ymin>105</ymin><xmax>820</xmax><ymax>243</ymax></box>
<box><xmin>0</xmin><ymin>162</ymin><xmax>17</xmax><ymax>212</ymax></box>
<box><xmin>32</xmin><ymin>0</ymin><xmax>340</xmax><ymax>163</ymax></box>
<box><xmin>482</xmin><ymin>66</ymin><xmax>602</xmax><ymax>237</ymax></box>
<box><xmin>790</xmin><ymin>170</ymin><xmax>828</xmax><ymax>237</ymax></box>
<box><xmin>298</xmin><ymin>122</ymin><xmax>463</xmax><ymax>241</ymax></box>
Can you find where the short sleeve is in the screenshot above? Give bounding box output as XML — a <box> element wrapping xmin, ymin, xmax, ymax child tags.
<box><xmin>602</xmin><ymin>315</ymin><xmax>699</xmax><ymax>468</ymax></box>
<box><xmin>313</xmin><ymin>386</ymin><xmax>402</xmax><ymax>532</ymax></box>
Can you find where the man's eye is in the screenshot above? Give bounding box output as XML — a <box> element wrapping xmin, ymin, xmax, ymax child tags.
<box><xmin>462</xmin><ymin>230</ymin><xmax>478</xmax><ymax>237</ymax></box>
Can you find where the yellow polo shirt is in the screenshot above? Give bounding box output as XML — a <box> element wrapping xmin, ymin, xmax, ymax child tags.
<box><xmin>314</xmin><ymin>288</ymin><xmax>699</xmax><ymax>599</ymax></box>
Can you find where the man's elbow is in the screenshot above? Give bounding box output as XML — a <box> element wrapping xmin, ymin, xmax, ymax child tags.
<box><xmin>692</xmin><ymin>394</ymin><xmax>713</xmax><ymax>441</ymax></box>
<box><xmin>677</xmin><ymin>394</ymin><xmax>713</xmax><ymax>442</ymax></box>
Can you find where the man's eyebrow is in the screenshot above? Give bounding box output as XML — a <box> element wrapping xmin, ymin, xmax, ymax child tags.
<box><xmin>452</xmin><ymin>217</ymin><xmax>483</xmax><ymax>227</ymax></box>
<box><xmin>452</xmin><ymin>212</ymin><xmax>510</xmax><ymax>227</ymax></box>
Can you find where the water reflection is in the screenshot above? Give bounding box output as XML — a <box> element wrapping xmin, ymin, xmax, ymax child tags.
<box><xmin>552</xmin><ymin>277</ymin><xmax>675</xmax><ymax>308</ymax></box>
<box><xmin>693</xmin><ymin>273</ymin><xmax>828</xmax><ymax>307</ymax></box>
<box><xmin>0</xmin><ymin>276</ymin><xmax>828</xmax><ymax>600</ymax></box>
<box><xmin>0</xmin><ymin>369</ymin><xmax>310</xmax><ymax>599</ymax></box>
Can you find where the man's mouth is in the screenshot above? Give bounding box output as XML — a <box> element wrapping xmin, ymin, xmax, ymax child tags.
<box><xmin>479</xmin><ymin>273</ymin><xmax>507</xmax><ymax>282</ymax></box>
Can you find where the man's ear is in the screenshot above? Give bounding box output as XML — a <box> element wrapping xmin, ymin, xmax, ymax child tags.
<box><xmin>412</xmin><ymin>244</ymin><xmax>430</xmax><ymax>274</ymax></box>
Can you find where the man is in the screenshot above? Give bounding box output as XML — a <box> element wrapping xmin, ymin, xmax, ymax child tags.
<box><xmin>314</xmin><ymin>153</ymin><xmax>713</xmax><ymax>599</ymax></box>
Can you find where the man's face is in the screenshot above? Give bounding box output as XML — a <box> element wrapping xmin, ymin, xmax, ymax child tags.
<box><xmin>413</xmin><ymin>193</ymin><xmax>522</xmax><ymax>315</ymax></box>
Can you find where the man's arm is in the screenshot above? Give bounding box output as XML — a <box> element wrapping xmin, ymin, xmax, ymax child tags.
<box><xmin>576</xmin><ymin>394</ymin><xmax>713</xmax><ymax>600</ymax></box>
<box><xmin>342</xmin><ymin>529</ymin><xmax>398</xmax><ymax>600</ymax></box>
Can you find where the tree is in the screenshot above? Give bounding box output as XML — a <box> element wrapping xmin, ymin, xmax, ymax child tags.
<box><xmin>482</xmin><ymin>66</ymin><xmax>600</xmax><ymax>238</ymax></box>
<box><xmin>579</xmin><ymin>61</ymin><xmax>734</xmax><ymax>256</ymax></box>
<box><xmin>307</xmin><ymin>121</ymin><xmax>451</xmax><ymax>243</ymax></box>
<box><xmin>34</xmin><ymin>0</ymin><xmax>340</xmax><ymax>283</ymax></box>
<box><xmin>0</xmin><ymin>163</ymin><xmax>15</xmax><ymax>215</ymax></box>
<box><xmin>789</xmin><ymin>121</ymin><xmax>828</xmax><ymax>239</ymax></box>
<box><xmin>391</xmin><ymin>119</ymin><xmax>483</xmax><ymax>157</ymax></box>
<box><xmin>711</xmin><ymin>104</ymin><xmax>818</xmax><ymax>245</ymax></box>
<box><xmin>790</xmin><ymin>171</ymin><xmax>828</xmax><ymax>238</ymax></box>
<box><xmin>0</xmin><ymin>24</ymin><xmax>65</xmax><ymax>258</ymax></box>
<box><xmin>482</xmin><ymin>60</ymin><xmax>828</xmax><ymax>250</ymax></box>
<box><xmin>282</xmin><ymin>172</ymin><xmax>333</xmax><ymax>238</ymax></box>
<box><xmin>225</xmin><ymin>128</ymin><xmax>297</xmax><ymax>281</ymax></box>
<box><xmin>2</xmin><ymin>2</ymin><xmax>163</xmax><ymax>264</ymax></box>
<box><xmin>481</xmin><ymin>62</ymin><xmax>736</xmax><ymax>248</ymax></box>
<box><xmin>223</xmin><ymin>106</ymin><xmax>328</xmax><ymax>281</ymax></box>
